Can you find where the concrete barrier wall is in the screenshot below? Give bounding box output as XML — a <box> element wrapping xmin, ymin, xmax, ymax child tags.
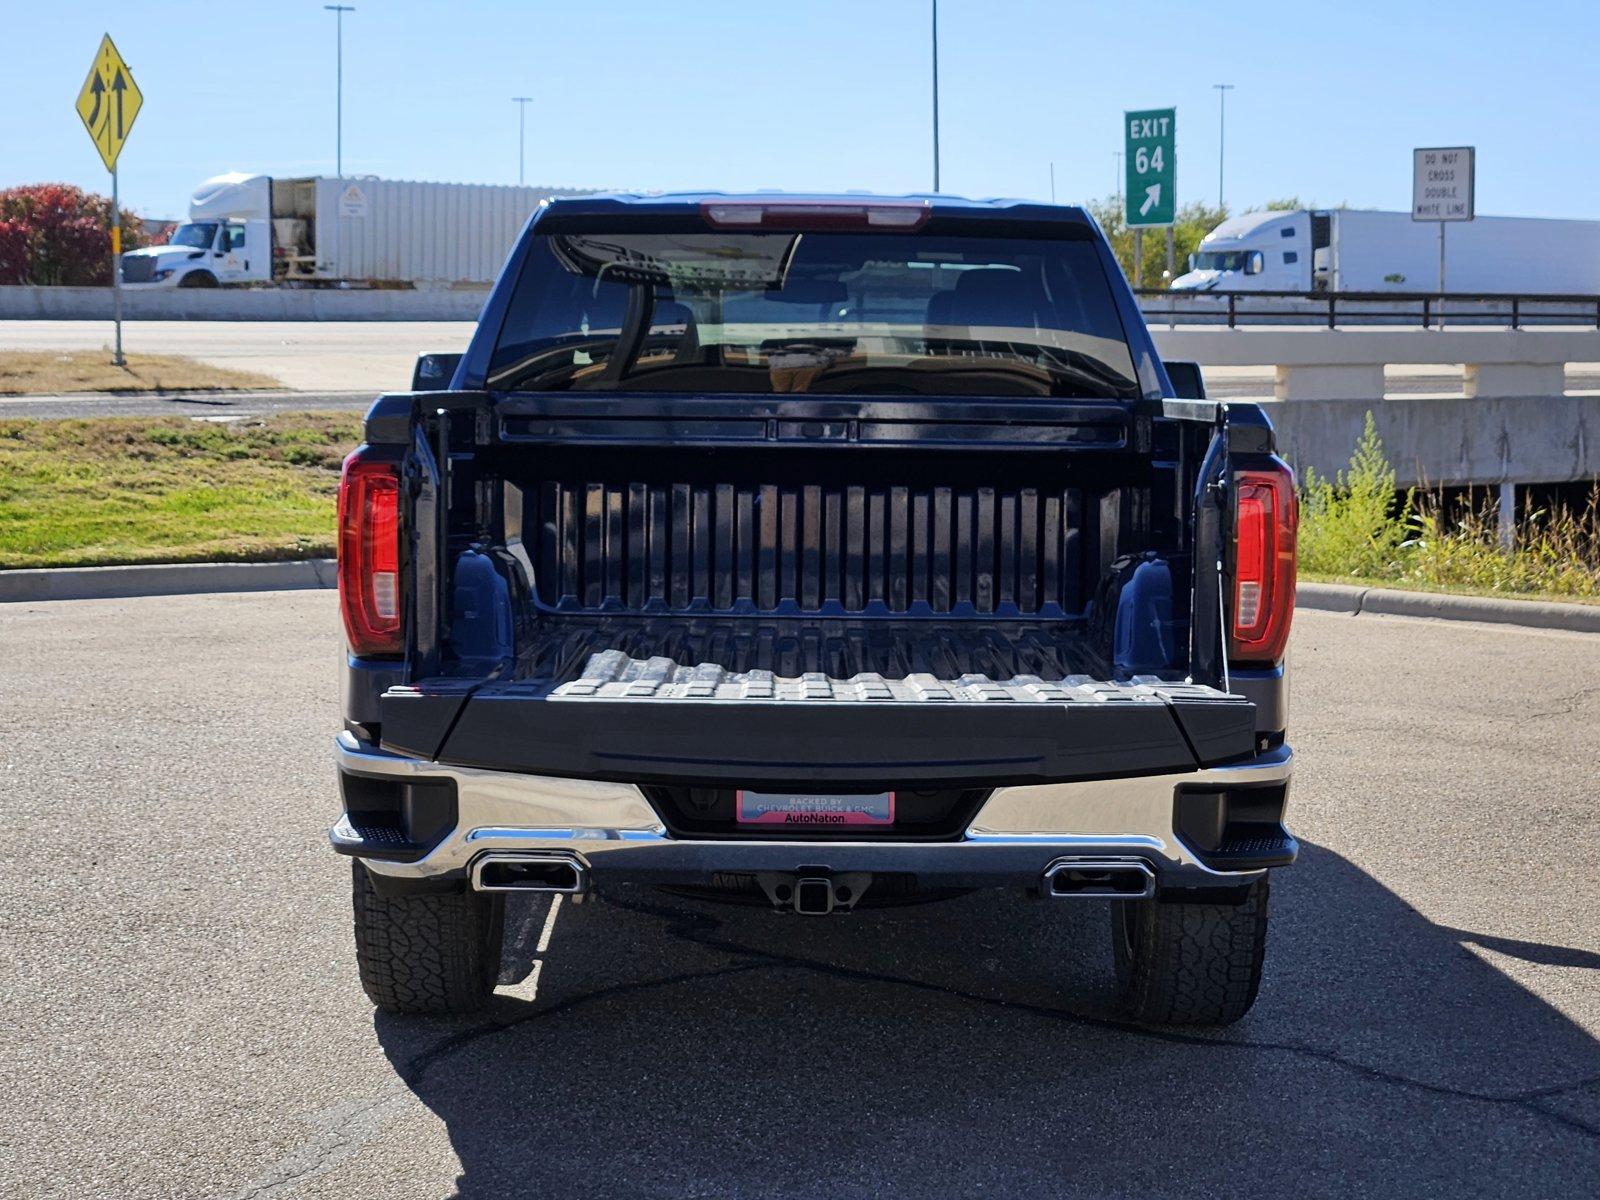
<box><xmin>0</xmin><ymin>285</ymin><xmax>489</xmax><ymax>322</ymax></box>
<box><xmin>1152</xmin><ymin>328</ymin><xmax>1600</xmax><ymax>402</ymax></box>
<box><xmin>1259</xmin><ymin>395</ymin><xmax>1600</xmax><ymax>487</ymax></box>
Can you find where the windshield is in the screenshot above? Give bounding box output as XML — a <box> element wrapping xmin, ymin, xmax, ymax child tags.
<box><xmin>169</xmin><ymin>222</ymin><xmax>219</xmax><ymax>249</ymax></box>
<box><xmin>1191</xmin><ymin>250</ymin><xmax>1253</xmax><ymax>272</ymax></box>
<box><xmin>487</xmin><ymin>228</ymin><xmax>1139</xmax><ymax>398</ymax></box>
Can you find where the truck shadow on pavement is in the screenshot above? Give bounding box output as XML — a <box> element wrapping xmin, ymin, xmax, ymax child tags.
<box><xmin>374</xmin><ymin>841</ymin><xmax>1600</xmax><ymax>1199</ymax></box>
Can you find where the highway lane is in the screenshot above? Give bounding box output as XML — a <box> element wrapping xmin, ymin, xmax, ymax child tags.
<box><xmin>0</xmin><ymin>319</ymin><xmax>471</xmax><ymax>392</ymax></box>
<box><xmin>4</xmin><ymin>592</ymin><xmax>1598</xmax><ymax>1198</ymax></box>
<box><xmin>8</xmin><ymin>368</ymin><xmax>1600</xmax><ymax>420</ymax></box>
<box><xmin>6</xmin><ymin>320</ymin><xmax>1600</xmax><ymax>417</ymax></box>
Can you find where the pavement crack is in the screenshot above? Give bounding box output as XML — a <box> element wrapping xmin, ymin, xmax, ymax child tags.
<box><xmin>1514</xmin><ymin>683</ymin><xmax>1600</xmax><ymax>726</ymax></box>
<box><xmin>382</xmin><ymin>894</ymin><xmax>1600</xmax><ymax>1149</ymax></box>
<box><xmin>233</xmin><ymin>1090</ymin><xmax>412</xmax><ymax>1200</ymax></box>
<box><xmin>586</xmin><ymin>893</ymin><xmax>1600</xmax><ymax>1144</ymax></box>
<box><xmin>395</xmin><ymin>960</ymin><xmax>771</xmax><ymax>1091</ymax></box>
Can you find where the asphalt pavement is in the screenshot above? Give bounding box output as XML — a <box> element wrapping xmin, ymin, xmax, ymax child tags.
<box><xmin>4</xmin><ymin>595</ymin><xmax>1600</xmax><ymax>1199</ymax></box>
<box><xmin>0</xmin><ymin>319</ymin><xmax>471</xmax><ymax>392</ymax></box>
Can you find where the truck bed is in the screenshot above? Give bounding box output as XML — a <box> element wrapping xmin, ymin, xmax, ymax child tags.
<box><xmin>375</xmin><ymin>391</ymin><xmax>1254</xmax><ymax>792</ymax></box>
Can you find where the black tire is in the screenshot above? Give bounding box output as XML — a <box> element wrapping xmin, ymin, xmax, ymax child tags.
<box><xmin>1111</xmin><ymin>877</ymin><xmax>1270</xmax><ymax>1026</ymax></box>
<box><xmin>350</xmin><ymin>862</ymin><xmax>505</xmax><ymax>1015</ymax></box>
<box><xmin>178</xmin><ymin>270</ymin><xmax>218</xmax><ymax>288</ymax></box>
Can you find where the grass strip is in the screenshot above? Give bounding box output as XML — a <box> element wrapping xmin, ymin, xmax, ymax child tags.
<box><xmin>0</xmin><ymin>413</ymin><xmax>359</xmax><ymax>568</ymax></box>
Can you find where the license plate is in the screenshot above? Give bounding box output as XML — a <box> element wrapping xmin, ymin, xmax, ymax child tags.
<box><xmin>735</xmin><ymin>790</ymin><xmax>895</xmax><ymax>827</ymax></box>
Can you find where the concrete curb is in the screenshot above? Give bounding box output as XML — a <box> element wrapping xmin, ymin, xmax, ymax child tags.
<box><xmin>0</xmin><ymin>559</ymin><xmax>337</xmax><ymax>603</ymax></box>
<box><xmin>4</xmin><ymin>561</ymin><xmax>1598</xmax><ymax>633</ymax></box>
<box><xmin>1297</xmin><ymin>581</ymin><xmax>1600</xmax><ymax>633</ymax></box>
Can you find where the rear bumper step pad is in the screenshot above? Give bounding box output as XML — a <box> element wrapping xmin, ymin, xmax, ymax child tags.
<box><xmin>380</xmin><ymin>655</ymin><xmax>1255</xmax><ymax>787</ymax></box>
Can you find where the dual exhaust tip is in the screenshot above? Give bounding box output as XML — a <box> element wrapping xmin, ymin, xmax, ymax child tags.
<box><xmin>1041</xmin><ymin>858</ymin><xmax>1156</xmax><ymax>900</ymax></box>
<box><xmin>470</xmin><ymin>852</ymin><xmax>1157</xmax><ymax>903</ymax></box>
<box><xmin>472</xmin><ymin>853</ymin><xmax>587</xmax><ymax>894</ymax></box>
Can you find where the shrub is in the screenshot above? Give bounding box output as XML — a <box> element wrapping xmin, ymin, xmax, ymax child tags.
<box><xmin>0</xmin><ymin>183</ymin><xmax>147</xmax><ymax>286</ymax></box>
<box><xmin>1297</xmin><ymin>412</ymin><xmax>1412</xmax><ymax>578</ymax></box>
<box><xmin>1299</xmin><ymin>414</ymin><xmax>1600</xmax><ymax>599</ymax></box>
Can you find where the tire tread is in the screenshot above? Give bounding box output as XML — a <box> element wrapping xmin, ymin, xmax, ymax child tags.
<box><xmin>1113</xmin><ymin>878</ymin><xmax>1269</xmax><ymax>1026</ymax></box>
<box><xmin>350</xmin><ymin>863</ymin><xmax>502</xmax><ymax>1015</ymax></box>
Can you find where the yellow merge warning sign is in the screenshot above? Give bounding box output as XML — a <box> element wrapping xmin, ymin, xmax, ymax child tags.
<box><xmin>75</xmin><ymin>34</ymin><xmax>143</xmax><ymax>172</ymax></box>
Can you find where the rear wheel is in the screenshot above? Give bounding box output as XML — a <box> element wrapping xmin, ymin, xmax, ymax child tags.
<box><xmin>1111</xmin><ymin>877</ymin><xmax>1270</xmax><ymax>1026</ymax></box>
<box><xmin>350</xmin><ymin>862</ymin><xmax>504</xmax><ymax>1015</ymax></box>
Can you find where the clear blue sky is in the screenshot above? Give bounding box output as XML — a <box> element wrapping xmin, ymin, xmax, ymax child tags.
<box><xmin>4</xmin><ymin>0</ymin><xmax>1595</xmax><ymax>221</ymax></box>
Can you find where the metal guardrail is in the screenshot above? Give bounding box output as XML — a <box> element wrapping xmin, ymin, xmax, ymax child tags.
<box><xmin>1134</xmin><ymin>288</ymin><xmax>1600</xmax><ymax>330</ymax></box>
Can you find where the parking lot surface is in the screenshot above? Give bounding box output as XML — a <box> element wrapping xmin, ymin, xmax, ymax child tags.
<box><xmin>3</xmin><ymin>594</ymin><xmax>1598</xmax><ymax>1198</ymax></box>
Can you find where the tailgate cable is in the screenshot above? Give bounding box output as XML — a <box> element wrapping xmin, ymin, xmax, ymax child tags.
<box><xmin>1217</xmin><ymin>569</ymin><xmax>1231</xmax><ymax>695</ymax></box>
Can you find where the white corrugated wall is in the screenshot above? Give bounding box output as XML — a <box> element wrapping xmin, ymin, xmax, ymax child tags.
<box><xmin>309</xmin><ymin>177</ymin><xmax>595</xmax><ymax>284</ymax></box>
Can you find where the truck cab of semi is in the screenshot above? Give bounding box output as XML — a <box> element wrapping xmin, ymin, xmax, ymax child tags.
<box><xmin>1171</xmin><ymin>209</ymin><xmax>1321</xmax><ymax>293</ymax></box>
<box><xmin>119</xmin><ymin>172</ymin><xmax>272</xmax><ymax>288</ymax></box>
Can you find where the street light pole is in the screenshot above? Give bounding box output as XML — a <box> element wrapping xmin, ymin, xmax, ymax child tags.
<box><xmin>325</xmin><ymin>5</ymin><xmax>355</xmax><ymax>177</ymax></box>
<box><xmin>512</xmin><ymin>97</ymin><xmax>532</xmax><ymax>186</ymax></box>
<box><xmin>1212</xmin><ymin>83</ymin><xmax>1234</xmax><ymax>210</ymax></box>
<box><xmin>931</xmin><ymin>0</ymin><xmax>941</xmax><ymax>192</ymax></box>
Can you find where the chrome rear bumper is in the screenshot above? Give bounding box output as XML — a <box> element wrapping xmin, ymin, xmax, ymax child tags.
<box><xmin>331</xmin><ymin>732</ymin><xmax>1293</xmax><ymax>894</ymax></box>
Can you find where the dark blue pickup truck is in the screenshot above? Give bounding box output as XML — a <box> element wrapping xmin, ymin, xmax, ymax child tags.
<box><xmin>330</xmin><ymin>193</ymin><xmax>1298</xmax><ymax>1024</ymax></box>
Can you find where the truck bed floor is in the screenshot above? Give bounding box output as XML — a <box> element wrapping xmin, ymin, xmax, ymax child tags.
<box><xmin>512</xmin><ymin>615</ymin><xmax>1113</xmax><ymax>687</ymax></box>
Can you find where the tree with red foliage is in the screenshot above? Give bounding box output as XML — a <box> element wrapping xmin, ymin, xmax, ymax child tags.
<box><xmin>0</xmin><ymin>221</ymin><xmax>27</xmax><ymax>286</ymax></box>
<box><xmin>0</xmin><ymin>184</ymin><xmax>147</xmax><ymax>286</ymax></box>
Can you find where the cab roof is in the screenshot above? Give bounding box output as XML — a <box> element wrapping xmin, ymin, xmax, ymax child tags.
<box><xmin>1200</xmin><ymin>209</ymin><xmax>1302</xmax><ymax>245</ymax></box>
<box><xmin>538</xmin><ymin>190</ymin><xmax>1097</xmax><ymax>226</ymax></box>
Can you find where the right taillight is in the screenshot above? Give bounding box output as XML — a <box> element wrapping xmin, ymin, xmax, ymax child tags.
<box><xmin>1230</xmin><ymin>461</ymin><xmax>1298</xmax><ymax>664</ymax></box>
<box><xmin>338</xmin><ymin>447</ymin><xmax>403</xmax><ymax>658</ymax></box>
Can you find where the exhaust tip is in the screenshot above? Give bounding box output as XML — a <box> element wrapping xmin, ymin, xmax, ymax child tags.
<box><xmin>472</xmin><ymin>853</ymin><xmax>587</xmax><ymax>894</ymax></box>
<box><xmin>1042</xmin><ymin>858</ymin><xmax>1156</xmax><ymax>900</ymax></box>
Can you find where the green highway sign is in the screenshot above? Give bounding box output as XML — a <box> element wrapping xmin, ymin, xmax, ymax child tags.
<box><xmin>1124</xmin><ymin>107</ymin><xmax>1176</xmax><ymax>228</ymax></box>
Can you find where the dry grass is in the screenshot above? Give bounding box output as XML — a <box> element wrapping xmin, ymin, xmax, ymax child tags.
<box><xmin>0</xmin><ymin>350</ymin><xmax>281</xmax><ymax>395</ymax></box>
<box><xmin>0</xmin><ymin>413</ymin><xmax>360</xmax><ymax>568</ymax></box>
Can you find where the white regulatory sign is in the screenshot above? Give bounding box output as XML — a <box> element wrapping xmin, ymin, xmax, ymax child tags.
<box><xmin>1412</xmin><ymin>147</ymin><xmax>1475</xmax><ymax>221</ymax></box>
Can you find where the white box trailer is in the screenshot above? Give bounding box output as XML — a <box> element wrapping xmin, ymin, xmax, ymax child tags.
<box><xmin>1171</xmin><ymin>208</ymin><xmax>1600</xmax><ymax>295</ymax></box>
<box><xmin>120</xmin><ymin>172</ymin><xmax>597</xmax><ymax>288</ymax></box>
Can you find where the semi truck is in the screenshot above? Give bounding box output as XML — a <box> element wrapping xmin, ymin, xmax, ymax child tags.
<box><xmin>1171</xmin><ymin>208</ymin><xmax>1600</xmax><ymax>294</ymax></box>
<box><xmin>119</xmin><ymin>172</ymin><xmax>595</xmax><ymax>289</ymax></box>
<box><xmin>330</xmin><ymin>192</ymin><xmax>1299</xmax><ymax>1026</ymax></box>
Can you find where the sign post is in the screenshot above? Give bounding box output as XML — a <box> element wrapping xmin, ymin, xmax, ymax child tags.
<box><xmin>75</xmin><ymin>34</ymin><xmax>143</xmax><ymax>367</ymax></box>
<box><xmin>1125</xmin><ymin>108</ymin><xmax>1176</xmax><ymax>288</ymax></box>
<box><xmin>1412</xmin><ymin>146</ymin><xmax>1475</xmax><ymax>299</ymax></box>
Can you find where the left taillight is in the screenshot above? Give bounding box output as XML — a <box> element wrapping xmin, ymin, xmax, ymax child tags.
<box><xmin>338</xmin><ymin>447</ymin><xmax>403</xmax><ymax>658</ymax></box>
<box><xmin>1230</xmin><ymin>460</ymin><xmax>1298</xmax><ymax>664</ymax></box>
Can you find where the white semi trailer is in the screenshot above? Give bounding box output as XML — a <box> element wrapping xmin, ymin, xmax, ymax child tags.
<box><xmin>1170</xmin><ymin>208</ymin><xmax>1600</xmax><ymax>294</ymax></box>
<box><xmin>120</xmin><ymin>173</ymin><xmax>595</xmax><ymax>288</ymax></box>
